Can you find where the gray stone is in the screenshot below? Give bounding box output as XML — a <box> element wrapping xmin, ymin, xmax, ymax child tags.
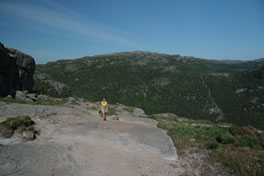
<box><xmin>15</xmin><ymin>90</ymin><xmax>27</xmax><ymax>100</ymax></box>
<box><xmin>67</xmin><ymin>97</ymin><xmax>76</xmax><ymax>104</ymax></box>
<box><xmin>15</xmin><ymin>90</ymin><xmax>34</xmax><ymax>102</ymax></box>
<box><xmin>132</xmin><ymin>108</ymin><xmax>145</xmax><ymax>116</ymax></box>
<box><xmin>112</xmin><ymin>116</ymin><xmax>119</xmax><ymax>120</ymax></box>
<box><xmin>38</xmin><ymin>94</ymin><xmax>49</xmax><ymax>99</ymax></box>
<box><xmin>27</xmin><ymin>93</ymin><xmax>38</xmax><ymax>101</ymax></box>
<box><xmin>22</xmin><ymin>131</ymin><xmax>35</xmax><ymax>140</ymax></box>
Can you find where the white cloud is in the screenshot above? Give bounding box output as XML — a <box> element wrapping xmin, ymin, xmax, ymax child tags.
<box><xmin>0</xmin><ymin>0</ymin><xmax>137</xmax><ymax>45</ymax></box>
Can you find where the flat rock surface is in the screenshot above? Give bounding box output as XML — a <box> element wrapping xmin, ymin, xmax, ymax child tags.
<box><xmin>0</xmin><ymin>102</ymin><xmax>183</xmax><ymax>176</ymax></box>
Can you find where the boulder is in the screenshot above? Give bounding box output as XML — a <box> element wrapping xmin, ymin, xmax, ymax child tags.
<box><xmin>9</xmin><ymin>48</ymin><xmax>35</xmax><ymax>91</ymax></box>
<box><xmin>22</xmin><ymin>131</ymin><xmax>35</xmax><ymax>140</ymax></box>
<box><xmin>27</xmin><ymin>93</ymin><xmax>38</xmax><ymax>101</ymax></box>
<box><xmin>38</xmin><ymin>94</ymin><xmax>50</xmax><ymax>100</ymax></box>
<box><xmin>15</xmin><ymin>90</ymin><xmax>35</xmax><ymax>102</ymax></box>
<box><xmin>15</xmin><ymin>90</ymin><xmax>27</xmax><ymax>101</ymax></box>
<box><xmin>132</xmin><ymin>108</ymin><xmax>145</xmax><ymax>116</ymax></box>
<box><xmin>0</xmin><ymin>43</ymin><xmax>19</xmax><ymax>97</ymax></box>
<box><xmin>0</xmin><ymin>42</ymin><xmax>35</xmax><ymax>97</ymax></box>
<box><xmin>112</xmin><ymin>116</ymin><xmax>119</xmax><ymax>120</ymax></box>
<box><xmin>67</xmin><ymin>97</ymin><xmax>76</xmax><ymax>104</ymax></box>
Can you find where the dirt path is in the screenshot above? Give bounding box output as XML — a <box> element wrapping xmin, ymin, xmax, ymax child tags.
<box><xmin>0</xmin><ymin>102</ymin><xmax>185</xmax><ymax>176</ymax></box>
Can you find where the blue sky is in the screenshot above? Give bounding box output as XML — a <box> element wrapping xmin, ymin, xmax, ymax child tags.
<box><xmin>0</xmin><ymin>0</ymin><xmax>263</xmax><ymax>64</ymax></box>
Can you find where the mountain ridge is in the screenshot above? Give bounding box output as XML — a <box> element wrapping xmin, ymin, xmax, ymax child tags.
<box><xmin>34</xmin><ymin>51</ymin><xmax>264</xmax><ymax>130</ymax></box>
<box><xmin>44</xmin><ymin>51</ymin><xmax>264</xmax><ymax>65</ymax></box>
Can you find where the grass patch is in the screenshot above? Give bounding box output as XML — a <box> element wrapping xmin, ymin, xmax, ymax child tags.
<box><xmin>216</xmin><ymin>133</ymin><xmax>238</xmax><ymax>145</ymax></box>
<box><xmin>107</xmin><ymin>106</ymin><xmax>118</xmax><ymax>116</ymax></box>
<box><xmin>22</xmin><ymin>126</ymin><xmax>35</xmax><ymax>131</ymax></box>
<box><xmin>194</xmin><ymin>120</ymin><xmax>216</xmax><ymax>125</ymax></box>
<box><xmin>0</xmin><ymin>115</ymin><xmax>35</xmax><ymax>138</ymax></box>
<box><xmin>229</xmin><ymin>126</ymin><xmax>257</xmax><ymax>137</ymax></box>
<box><xmin>205</xmin><ymin>142</ymin><xmax>219</xmax><ymax>150</ymax></box>
<box><xmin>214</xmin><ymin>148</ymin><xmax>264</xmax><ymax>176</ymax></box>
<box><xmin>146</xmin><ymin>115</ymin><xmax>179</xmax><ymax>123</ymax></box>
<box><xmin>143</xmin><ymin>115</ymin><xmax>264</xmax><ymax>176</ymax></box>
<box><xmin>123</xmin><ymin>106</ymin><xmax>135</xmax><ymax>113</ymax></box>
<box><xmin>0</xmin><ymin>97</ymin><xmax>67</xmax><ymax>106</ymax></box>
<box><xmin>0</xmin><ymin>115</ymin><xmax>33</xmax><ymax>130</ymax></box>
<box><xmin>87</xmin><ymin>106</ymin><xmax>97</xmax><ymax>110</ymax></box>
<box><xmin>181</xmin><ymin>119</ymin><xmax>216</xmax><ymax>126</ymax></box>
<box><xmin>0</xmin><ymin>97</ymin><xmax>29</xmax><ymax>104</ymax></box>
<box><xmin>237</xmin><ymin>135</ymin><xmax>264</xmax><ymax>150</ymax></box>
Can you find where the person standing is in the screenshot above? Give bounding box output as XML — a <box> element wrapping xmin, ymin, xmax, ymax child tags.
<box><xmin>100</xmin><ymin>97</ymin><xmax>108</xmax><ymax>121</ymax></box>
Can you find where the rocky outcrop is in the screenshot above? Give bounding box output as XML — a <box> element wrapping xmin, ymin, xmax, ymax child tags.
<box><xmin>0</xmin><ymin>43</ymin><xmax>19</xmax><ymax>97</ymax></box>
<box><xmin>0</xmin><ymin>42</ymin><xmax>35</xmax><ymax>97</ymax></box>
<box><xmin>34</xmin><ymin>72</ymin><xmax>71</xmax><ymax>97</ymax></box>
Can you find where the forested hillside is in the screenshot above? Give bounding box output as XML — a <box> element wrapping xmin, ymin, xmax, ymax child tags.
<box><xmin>34</xmin><ymin>52</ymin><xmax>264</xmax><ymax>129</ymax></box>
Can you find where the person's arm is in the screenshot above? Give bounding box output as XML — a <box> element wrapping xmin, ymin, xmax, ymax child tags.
<box><xmin>106</xmin><ymin>103</ymin><xmax>108</xmax><ymax>112</ymax></box>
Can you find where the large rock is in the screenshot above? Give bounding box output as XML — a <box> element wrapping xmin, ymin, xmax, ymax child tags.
<box><xmin>0</xmin><ymin>42</ymin><xmax>35</xmax><ymax>97</ymax></box>
<box><xmin>0</xmin><ymin>43</ymin><xmax>19</xmax><ymax>97</ymax></box>
<box><xmin>132</xmin><ymin>108</ymin><xmax>145</xmax><ymax>116</ymax></box>
<box><xmin>34</xmin><ymin>72</ymin><xmax>71</xmax><ymax>97</ymax></box>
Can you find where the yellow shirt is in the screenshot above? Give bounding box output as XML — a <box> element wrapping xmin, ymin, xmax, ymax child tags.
<box><xmin>101</xmin><ymin>101</ymin><xmax>108</xmax><ymax>109</ymax></box>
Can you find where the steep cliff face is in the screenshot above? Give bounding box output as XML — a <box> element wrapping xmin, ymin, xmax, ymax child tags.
<box><xmin>0</xmin><ymin>42</ymin><xmax>35</xmax><ymax>97</ymax></box>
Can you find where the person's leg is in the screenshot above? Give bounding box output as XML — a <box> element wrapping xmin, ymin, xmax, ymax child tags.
<box><xmin>101</xmin><ymin>109</ymin><xmax>104</xmax><ymax>118</ymax></box>
<box><xmin>103</xmin><ymin>110</ymin><xmax>106</xmax><ymax>121</ymax></box>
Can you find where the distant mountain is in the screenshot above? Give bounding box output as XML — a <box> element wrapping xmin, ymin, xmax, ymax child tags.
<box><xmin>255</xmin><ymin>58</ymin><xmax>264</xmax><ymax>62</ymax></box>
<box><xmin>34</xmin><ymin>51</ymin><xmax>264</xmax><ymax>129</ymax></box>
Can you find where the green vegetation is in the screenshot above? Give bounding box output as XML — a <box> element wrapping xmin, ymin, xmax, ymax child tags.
<box><xmin>123</xmin><ymin>106</ymin><xmax>135</xmax><ymax>113</ymax></box>
<box><xmin>182</xmin><ymin>119</ymin><xmax>216</xmax><ymax>125</ymax></box>
<box><xmin>34</xmin><ymin>79</ymin><xmax>62</xmax><ymax>98</ymax></box>
<box><xmin>0</xmin><ymin>97</ymin><xmax>67</xmax><ymax>106</ymax></box>
<box><xmin>0</xmin><ymin>115</ymin><xmax>33</xmax><ymax>130</ymax></box>
<box><xmin>144</xmin><ymin>115</ymin><xmax>264</xmax><ymax>176</ymax></box>
<box><xmin>0</xmin><ymin>115</ymin><xmax>36</xmax><ymax>138</ymax></box>
<box><xmin>35</xmin><ymin>52</ymin><xmax>264</xmax><ymax>129</ymax></box>
<box><xmin>22</xmin><ymin>126</ymin><xmax>35</xmax><ymax>132</ymax></box>
<box><xmin>107</xmin><ymin>106</ymin><xmax>118</xmax><ymax>116</ymax></box>
<box><xmin>87</xmin><ymin>106</ymin><xmax>97</xmax><ymax>110</ymax></box>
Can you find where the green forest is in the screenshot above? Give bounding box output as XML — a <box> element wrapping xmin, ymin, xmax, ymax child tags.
<box><xmin>34</xmin><ymin>52</ymin><xmax>264</xmax><ymax>130</ymax></box>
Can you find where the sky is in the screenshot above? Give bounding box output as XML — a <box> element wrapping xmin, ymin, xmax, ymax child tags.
<box><xmin>0</xmin><ymin>0</ymin><xmax>263</xmax><ymax>64</ymax></box>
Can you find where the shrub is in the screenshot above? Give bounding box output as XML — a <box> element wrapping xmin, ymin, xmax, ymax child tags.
<box><xmin>216</xmin><ymin>133</ymin><xmax>237</xmax><ymax>144</ymax></box>
<box><xmin>205</xmin><ymin>142</ymin><xmax>219</xmax><ymax>150</ymax></box>
<box><xmin>107</xmin><ymin>107</ymin><xmax>118</xmax><ymax>116</ymax></box>
<box><xmin>229</xmin><ymin>126</ymin><xmax>256</xmax><ymax>137</ymax></box>
<box><xmin>238</xmin><ymin>135</ymin><xmax>263</xmax><ymax>149</ymax></box>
